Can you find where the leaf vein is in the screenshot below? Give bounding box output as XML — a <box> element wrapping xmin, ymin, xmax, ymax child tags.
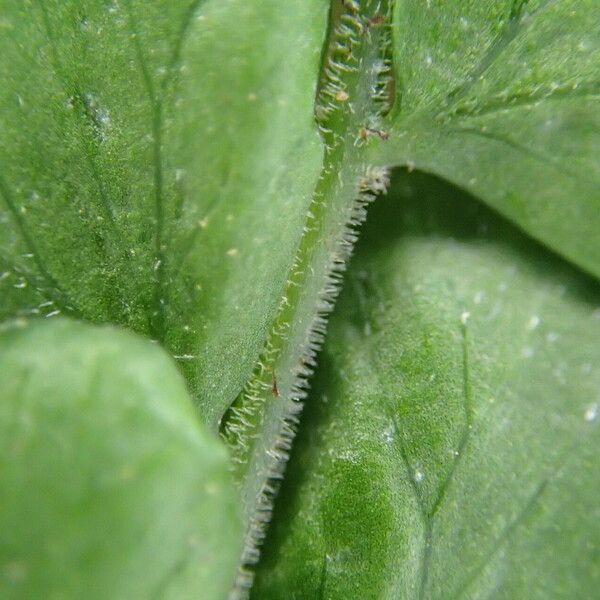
<box><xmin>124</xmin><ymin>0</ymin><xmax>167</xmax><ymax>341</ymax></box>
<box><xmin>0</xmin><ymin>174</ymin><xmax>79</xmax><ymax>315</ymax></box>
<box><xmin>430</xmin><ymin>320</ymin><xmax>474</xmax><ymax>518</ymax></box>
<box><xmin>445</xmin><ymin>126</ymin><xmax>600</xmax><ymax>190</ymax></box>
<box><xmin>446</xmin><ymin>80</ymin><xmax>600</xmax><ymax>120</ymax></box>
<box><xmin>443</xmin><ymin>0</ymin><xmax>556</xmax><ymax>110</ymax></box>
<box><xmin>35</xmin><ymin>0</ymin><xmax>119</xmax><ymax>232</ymax></box>
<box><xmin>449</xmin><ymin>480</ymin><xmax>548</xmax><ymax>600</ymax></box>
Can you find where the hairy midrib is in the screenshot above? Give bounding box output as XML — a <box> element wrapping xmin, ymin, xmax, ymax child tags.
<box><xmin>219</xmin><ymin>1</ymin><xmax>395</xmax><ymax>596</ymax></box>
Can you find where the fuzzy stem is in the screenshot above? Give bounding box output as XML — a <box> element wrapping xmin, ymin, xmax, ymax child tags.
<box><xmin>220</xmin><ymin>1</ymin><xmax>394</xmax><ymax>595</ymax></box>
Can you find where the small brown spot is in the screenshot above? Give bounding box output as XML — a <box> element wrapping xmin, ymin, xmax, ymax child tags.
<box><xmin>335</xmin><ymin>90</ymin><xmax>349</xmax><ymax>102</ymax></box>
<box><xmin>372</xmin><ymin>128</ymin><xmax>389</xmax><ymax>140</ymax></box>
<box><xmin>366</xmin><ymin>15</ymin><xmax>386</xmax><ymax>28</ymax></box>
<box><xmin>358</xmin><ymin>127</ymin><xmax>389</xmax><ymax>141</ymax></box>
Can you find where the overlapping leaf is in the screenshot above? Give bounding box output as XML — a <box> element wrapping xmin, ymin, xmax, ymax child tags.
<box><xmin>368</xmin><ymin>0</ymin><xmax>600</xmax><ymax>276</ymax></box>
<box><xmin>0</xmin><ymin>318</ymin><xmax>240</xmax><ymax>598</ymax></box>
<box><xmin>1</xmin><ymin>1</ymin><xmax>599</xmax><ymax>598</ymax></box>
<box><xmin>0</xmin><ymin>0</ymin><xmax>328</xmax><ymax>425</ymax></box>
<box><xmin>254</xmin><ymin>172</ymin><xmax>600</xmax><ymax>599</ymax></box>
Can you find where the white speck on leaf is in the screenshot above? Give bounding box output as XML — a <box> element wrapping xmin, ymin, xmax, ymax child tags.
<box><xmin>382</xmin><ymin>426</ymin><xmax>394</xmax><ymax>443</ymax></box>
<box><xmin>584</xmin><ymin>403</ymin><xmax>598</xmax><ymax>423</ymax></box>
<box><xmin>521</xmin><ymin>346</ymin><xmax>534</xmax><ymax>358</ymax></box>
<box><xmin>173</xmin><ymin>354</ymin><xmax>196</xmax><ymax>361</ymax></box>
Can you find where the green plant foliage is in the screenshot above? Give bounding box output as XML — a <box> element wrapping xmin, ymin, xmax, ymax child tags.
<box><xmin>0</xmin><ymin>318</ymin><xmax>240</xmax><ymax>599</ymax></box>
<box><xmin>368</xmin><ymin>0</ymin><xmax>600</xmax><ymax>277</ymax></box>
<box><xmin>253</xmin><ymin>171</ymin><xmax>600</xmax><ymax>599</ymax></box>
<box><xmin>0</xmin><ymin>0</ymin><xmax>328</xmax><ymax>426</ymax></box>
<box><xmin>1</xmin><ymin>1</ymin><xmax>599</xmax><ymax>598</ymax></box>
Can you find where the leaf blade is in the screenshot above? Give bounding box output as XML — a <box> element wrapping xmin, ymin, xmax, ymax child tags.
<box><xmin>0</xmin><ymin>0</ymin><xmax>329</xmax><ymax>426</ymax></box>
<box><xmin>253</xmin><ymin>171</ymin><xmax>600</xmax><ymax>599</ymax></box>
<box><xmin>370</xmin><ymin>0</ymin><xmax>600</xmax><ymax>278</ymax></box>
<box><xmin>0</xmin><ymin>318</ymin><xmax>241</xmax><ymax>599</ymax></box>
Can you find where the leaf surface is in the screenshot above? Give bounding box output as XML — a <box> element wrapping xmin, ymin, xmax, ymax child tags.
<box><xmin>2</xmin><ymin>2</ymin><xmax>599</xmax><ymax>596</ymax></box>
<box><xmin>0</xmin><ymin>0</ymin><xmax>328</xmax><ymax>426</ymax></box>
<box><xmin>253</xmin><ymin>172</ymin><xmax>600</xmax><ymax>599</ymax></box>
<box><xmin>368</xmin><ymin>0</ymin><xmax>600</xmax><ymax>278</ymax></box>
<box><xmin>0</xmin><ymin>318</ymin><xmax>240</xmax><ymax>599</ymax></box>
<box><xmin>0</xmin><ymin>0</ymin><xmax>395</xmax><ymax>589</ymax></box>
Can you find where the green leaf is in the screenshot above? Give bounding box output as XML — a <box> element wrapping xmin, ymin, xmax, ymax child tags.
<box><xmin>3</xmin><ymin>1</ymin><xmax>598</xmax><ymax>596</ymax></box>
<box><xmin>253</xmin><ymin>171</ymin><xmax>600</xmax><ymax>599</ymax></box>
<box><xmin>0</xmin><ymin>318</ymin><xmax>240</xmax><ymax>599</ymax></box>
<box><xmin>368</xmin><ymin>0</ymin><xmax>600</xmax><ymax>278</ymax></box>
<box><xmin>0</xmin><ymin>0</ymin><xmax>328</xmax><ymax>426</ymax></box>
<box><xmin>1</xmin><ymin>0</ymin><xmax>398</xmax><ymax>589</ymax></box>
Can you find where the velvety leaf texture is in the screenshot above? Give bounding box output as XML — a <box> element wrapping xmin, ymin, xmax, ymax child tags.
<box><xmin>368</xmin><ymin>0</ymin><xmax>600</xmax><ymax>278</ymax></box>
<box><xmin>0</xmin><ymin>1</ymin><xmax>598</xmax><ymax>598</ymax></box>
<box><xmin>0</xmin><ymin>0</ymin><xmax>327</xmax><ymax>426</ymax></box>
<box><xmin>254</xmin><ymin>172</ymin><xmax>600</xmax><ymax>599</ymax></box>
<box><xmin>0</xmin><ymin>318</ymin><xmax>240</xmax><ymax>599</ymax></box>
